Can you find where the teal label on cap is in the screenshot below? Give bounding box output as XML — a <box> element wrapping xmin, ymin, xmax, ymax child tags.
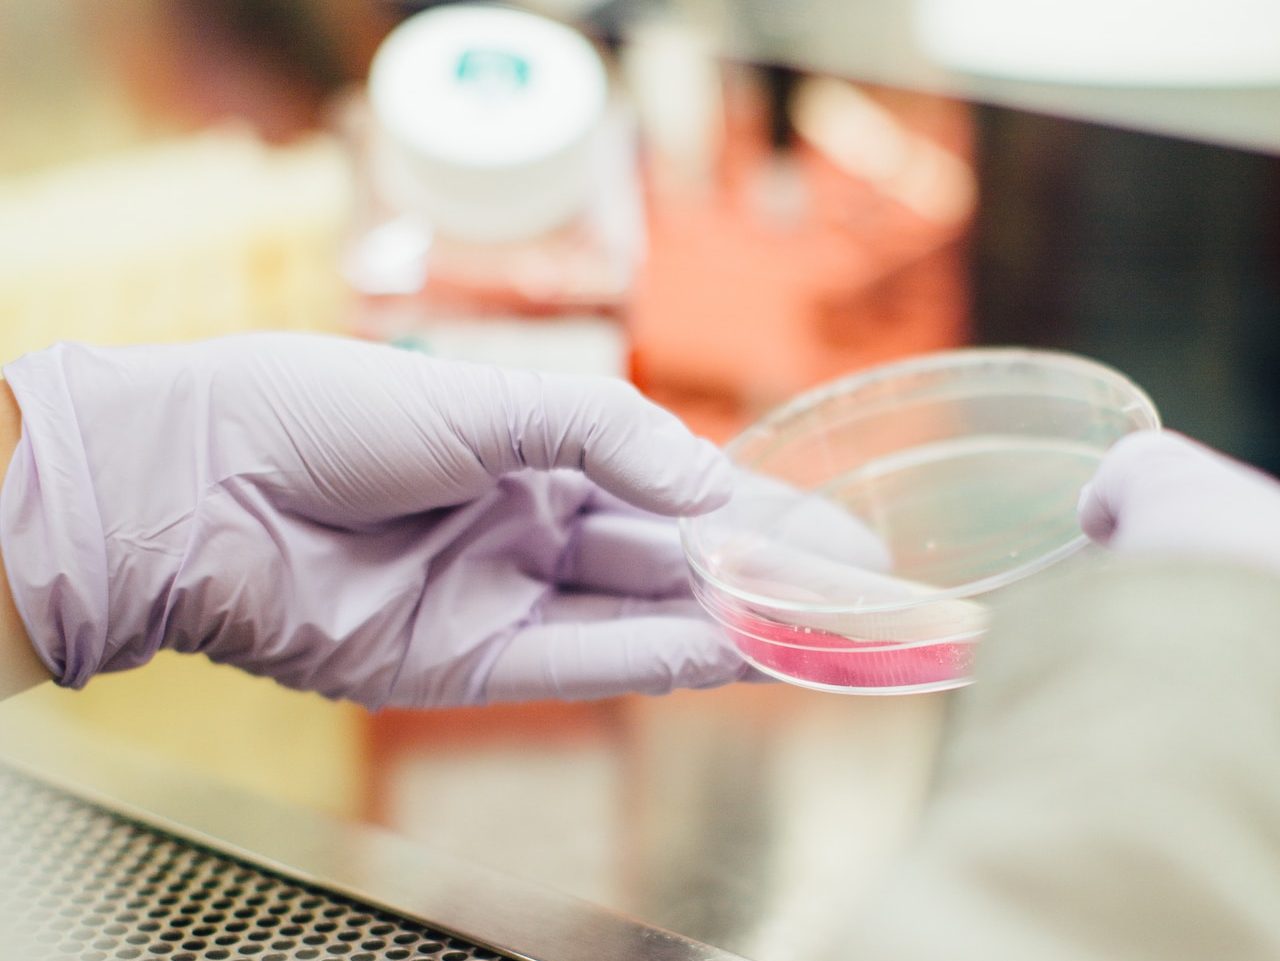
<box><xmin>455</xmin><ymin>48</ymin><xmax>531</xmax><ymax>95</ymax></box>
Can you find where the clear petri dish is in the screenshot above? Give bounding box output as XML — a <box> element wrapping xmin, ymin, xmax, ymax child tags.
<box><xmin>680</xmin><ymin>348</ymin><xmax>1160</xmax><ymax>695</ymax></box>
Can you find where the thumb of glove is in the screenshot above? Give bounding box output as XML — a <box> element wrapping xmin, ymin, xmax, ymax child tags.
<box><xmin>1078</xmin><ymin>429</ymin><xmax>1280</xmax><ymax>574</ymax></box>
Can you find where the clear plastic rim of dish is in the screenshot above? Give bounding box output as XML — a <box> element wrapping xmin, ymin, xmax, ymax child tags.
<box><xmin>686</xmin><ymin>573</ymin><xmax>989</xmax><ymax>653</ymax></box>
<box><xmin>679</xmin><ymin>347</ymin><xmax>1162</xmax><ymax>621</ymax></box>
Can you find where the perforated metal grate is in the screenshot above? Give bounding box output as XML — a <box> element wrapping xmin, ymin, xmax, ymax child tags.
<box><xmin>0</xmin><ymin>765</ymin><xmax>513</xmax><ymax>961</ymax></box>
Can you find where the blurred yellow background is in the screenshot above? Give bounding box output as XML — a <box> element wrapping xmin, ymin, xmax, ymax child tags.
<box><xmin>1</xmin><ymin>0</ymin><xmax>370</xmax><ymax>817</ymax></box>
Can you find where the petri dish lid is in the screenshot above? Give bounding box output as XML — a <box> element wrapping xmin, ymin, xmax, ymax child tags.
<box><xmin>682</xmin><ymin>348</ymin><xmax>1161</xmax><ymax>621</ymax></box>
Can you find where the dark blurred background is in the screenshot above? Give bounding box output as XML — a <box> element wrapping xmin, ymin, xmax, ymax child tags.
<box><xmin>972</xmin><ymin>110</ymin><xmax>1280</xmax><ymax>471</ymax></box>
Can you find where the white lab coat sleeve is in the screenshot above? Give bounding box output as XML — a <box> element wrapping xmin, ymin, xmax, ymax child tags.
<box><xmin>836</xmin><ymin>559</ymin><xmax>1280</xmax><ymax>961</ymax></box>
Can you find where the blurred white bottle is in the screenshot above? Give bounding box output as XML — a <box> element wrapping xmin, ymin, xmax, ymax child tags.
<box><xmin>339</xmin><ymin>3</ymin><xmax>643</xmax><ymax>378</ymax></box>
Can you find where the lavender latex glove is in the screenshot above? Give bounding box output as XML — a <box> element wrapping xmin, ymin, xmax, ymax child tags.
<box><xmin>1079</xmin><ymin>429</ymin><xmax>1280</xmax><ymax>574</ymax></box>
<box><xmin>0</xmin><ymin>334</ymin><xmax>749</xmax><ymax>710</ymax></box>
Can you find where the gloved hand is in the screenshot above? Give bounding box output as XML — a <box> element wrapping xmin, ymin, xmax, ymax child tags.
<box><xmin>0</xmin><ymin>333</ymin><xmax>749</xmax><ymax>710</ymax></box>
<box><xmin>1079</xmin><ymin>429</ymin><xmax>1280</xmax><ymax>574</ymax></box>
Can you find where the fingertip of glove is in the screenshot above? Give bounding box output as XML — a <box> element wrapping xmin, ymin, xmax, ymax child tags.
<box><xmin>611</xmin><ymin>430</ymin><xmax>733</xmax><ymax>517</ymax></box>
<box><xmin>682</xmin><ymin>438</ymin><xmax>734</xmax><ymax>513</ymax></box>
<box><xmin>1076</xmin><ymin>480</ymin><xmax>1114</xmax><ymax>544</ymax></box>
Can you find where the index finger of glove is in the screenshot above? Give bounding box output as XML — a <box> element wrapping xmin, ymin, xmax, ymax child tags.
<box><xmin>445</xmin><ymin>364</ymin><xmax>733</xmax><ymax>517</ymax></box>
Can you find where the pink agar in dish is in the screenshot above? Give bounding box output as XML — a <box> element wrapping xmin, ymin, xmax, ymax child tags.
<box><xmin>722</xmin><ymin>608</ymin><xmax>975</xmax><ymax>691</ymax></box>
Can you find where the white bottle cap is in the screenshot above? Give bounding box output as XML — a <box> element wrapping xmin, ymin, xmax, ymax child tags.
<box><xmin>368</xmin><ymin>4</ymin><xmax>609</xmax><ymax>242</ymax></box>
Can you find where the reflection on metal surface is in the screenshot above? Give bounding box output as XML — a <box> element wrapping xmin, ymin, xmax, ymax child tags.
<box><xmin>371</xmin><ymin>685</ymin><xmax>948</xmax><ymax>961</ymax></box>
<box><xmin>625</xmin><ymin>689</ymin><xmax>947</xmax><ymax>960</ymax></box>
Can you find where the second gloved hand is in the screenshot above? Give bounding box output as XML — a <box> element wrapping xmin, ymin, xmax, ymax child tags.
<box><xmin>1079</xmin><ymin>429</ymin><xmax>1280</xmax><ymax>574</ymax></box>
<box><xmin>0</xmin><ymin>334</ymin><xmax>747</xmax><ymax>709</ymax></box>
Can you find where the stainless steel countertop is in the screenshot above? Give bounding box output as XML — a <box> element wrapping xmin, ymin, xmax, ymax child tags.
<box><xmin>0</xmin><ymin>683</ymin><xmax>947</xmax><ymax>961</ymax></box>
